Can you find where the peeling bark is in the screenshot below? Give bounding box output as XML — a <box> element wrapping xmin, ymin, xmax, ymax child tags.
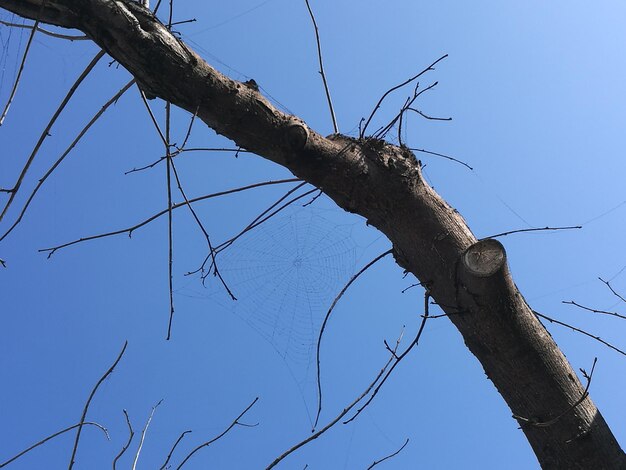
<box><xmin>1</xmin><ymin>1</ymin><xmax>624</xmax><ymax>467</ymax></box>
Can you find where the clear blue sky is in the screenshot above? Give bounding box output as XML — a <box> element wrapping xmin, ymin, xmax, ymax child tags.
<box><xmin>1</xmin><ymin>1</ymin><xmax>625</xmax><ymax>468</ymax></box>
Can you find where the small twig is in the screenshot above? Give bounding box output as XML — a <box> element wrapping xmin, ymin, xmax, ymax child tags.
<box><xmin>112</xmin><ymin>410</ymin><xmax>134</xmax><ymax>470</ymax></box>
<box><xmin>360</xmin><ymin>55</ymin><xmax>447</xmax><ymax>138</ymax></box>
<box><xmin>563</xmin><ymin>300</ymin><xmax>626</xmax><ymax>321</ymax></box>
<box><xmin>533</xmin><ymin>311</ymin><xmax>626</xmax><ymax>356</ymax></box>
<box><xmin>599</xmin><ymin>277</ymin><xmax>626</xmax><ymax>304</ymax></box>
<box><xmin>0</xmin><ymin>422</ymin><xmax>108</xmax><ymax>468</ymax></box>
<box><xmin>0</xmin><ymin>49</ymin><xmax>106</xmax><ymax>222</ymax></box>
<box><xmin>0</xmin><ymin>19</ymin><xmax>88</xmax><ymax>40</ymax></box>
<box><xmin>176</xmin><ymin>397</ymin><xmax>259</xmax><ymax>469</ymax></box>
<box><xmin>132</xmin><ymin>400</ymin><xmax>164</xmax><ymax>470</ymax></box>
<box><xmin>366</xmin><ymin>438</ymin><xmax>410</xmax><ymax>469</ymax></box>
<box><xmin>513</xmin><ymin>358</ymin><xmax>597</xmax><ymax>428</ymax></box>
<box><xmin>409</xmin><ymin>148</ymin><xmax>473</xmax><ymax>170</ymax></box>
<box><xmin>68</xmin><ymin>341</ymin><xmax>128</xmax><ymax>469</ymax></box>
<box><xmin>483</xmin><ymin>225</ymin><xmax>582</xmax><ymax>240</ymax></box>
<box><xmin>160</xmin><ymin>430</ymin><xmax>192</xmax><ymax>470</ymax></box>
<box><xmin>0</xmin><ymin>79</ymin><xmax>135</xmax><ymax>243</ymax></box>
<box><xmin>304</xmin><ymin>0</ymin><xmax>338</xmax><ymax>133</ymax></box>
<box><xmin>314</xmin><ymin>249</ymin><xmax>393</xmax><ymax>428</ymax></box>
<box><xmin>38</xmin><ymin>179</ymin><xmax>299</xmax><ymax>257</ymax></box>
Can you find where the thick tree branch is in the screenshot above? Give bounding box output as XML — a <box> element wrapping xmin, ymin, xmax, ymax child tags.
<box><xmin>1</xmin><ymin>1</ymin><xmax>623</xmax><ymax>467</ymax></box>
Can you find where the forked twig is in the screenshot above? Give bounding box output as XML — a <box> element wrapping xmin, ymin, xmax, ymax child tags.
<box><xmin>176</xmin><ymin>397</ymin><xmax>259</xmax><ymax>469</ymax></box>
<box><xmin>314</xmin><ymin>249</ymin><xmax>393</xmax><ymax>428</ymax></box>
<box><xmin>360</xmin><ymin>54</ymin><xmax>447</xmax><ymax>138</ymax></box>
<box><xmin>266</xmin><ymin>330</ymin><xmax>405</xmax><ymax>470</ymax></box>
<box><xmin>68</xmin><ymin>341</ymin><xmax>128</xmax><ymax>469</ymax></box>
<box><xmin>304</xmin><ymin>0</ymin><xmax>338</xmax><ymax>133</ymax></box>
<box><xmin>343</xmin><ymin>290</ymin><xmax>431</xmax><ymax>424</ymax></box>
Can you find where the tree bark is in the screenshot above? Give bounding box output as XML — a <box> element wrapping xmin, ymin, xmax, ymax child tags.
<box><xmin>1</xmin><ymin>1</ymin><xmax>624</xmax><ymax>467</ymax></box>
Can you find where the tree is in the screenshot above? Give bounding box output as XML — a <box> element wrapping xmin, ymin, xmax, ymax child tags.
<box><xmin>1</xmin><ymin>1</ymin><xmax>625</xmax><ymax>468</ymax></box>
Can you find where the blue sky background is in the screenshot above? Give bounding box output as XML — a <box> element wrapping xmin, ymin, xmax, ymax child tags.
<box><xmin>1</xmin><ymin>1</ymin><xmax>625</xmax><ymax>468</ymax></box>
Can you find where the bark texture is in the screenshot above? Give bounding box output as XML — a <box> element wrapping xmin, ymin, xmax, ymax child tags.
<box><xmin>1</xmin><ymin>1</ymin><xmax>624</xmax><ymax>468</ymax></box>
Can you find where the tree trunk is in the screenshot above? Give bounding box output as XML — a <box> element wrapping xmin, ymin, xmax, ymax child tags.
<box><xmin>1</xmin><ymin>1</ymin><xmax>624</xmax><ymax>467</ymax></box>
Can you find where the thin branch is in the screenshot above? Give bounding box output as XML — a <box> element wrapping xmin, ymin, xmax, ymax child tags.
<box><xmin>366</xmin><ymin>438</ymin><xmax>410</xmax><ymax>469</ymax></box>
<box><xmin>304</xmin><ymin>0</ymin><xmax>338</xmax><ymax>133</ymax></box>
<box><xmin>68</xmin><ymin>341</ymin><xmax>128</xmax><ymax>469</ymax></box>
<box><xmin>533</xmin><ymin>311</ymin><xmax>626</xmax><ymax>356</ymax></box>
<box><xmin>314</xmin><ymin>249</ymin><xmax>393</xmax><ymax>429</ymax></box>
<box><xmin>0</xmin><ymin>422</ymin><xmax>108</xmax><ymax>468</ymax></box>
<box><xmin>563</xmin><ymin>300</ymin><xmax>626</xmax><ymax>321</ymax></box>
<box><xmin>408</xmin><ymin>148</ymin><xmax>473</xmax><ymax>170</ymax></box>
<box><xmin>38</xmin><ymin>179</ymin><xmax>299</xmax><ymax>257</ymax></box>
<box><xmin>132</xmin><ymin>400</ymin><xmax>164</xmax><ymax>470</ymax></box>
<box><xmin>164</xmin><ymin>102</ymin><xmax>175</xmax><ymax>340</ymax></box>
<box><xmin>159</xmin><ymin>430</ymin><xmax>192</xmax><ymax>470</ymax></box>
<box><xmin>0</xmin><ymin>49</ymin><xmax>106</xmax><ymax>222</ymax></box>
<box><xmin>0</xmin><ymin>79</ymin><xmax>136</xmax><ymax>243</ymax></box>
<box><xmin>112</xmin><ymin>410</ymin><xmax>134</xmax><ymax>470</ymax></box>
<box><xmin>599</xmin><ymin>277</ymin><xmax>626</xmax><ymax>304</ymax></box>
<box><xmin>125</xmin><ymin>148</ymin><xmax>253</xmax><ymax>175</ymax></box>
<box><xmin>176</xmin><ymin>397</ymin><xmax>259</xmax><ymax>469</ymax></box>
<box><xmin>483</xmin><ymin>225</ymin><xmax>582</xmax><ymax>240</ymax></box>
<box><xmin>514</xmin><ymin>358</ymin><xmax>597</xmax><ymax>428</ymax></box>
<box><xmin>360</xmin><ymin>54</ymin><xmax>447</xmax><ymax>138</ymax></box>
<box><xmin>0</xmin><ymin>19</ymin><xmax>88</xmax><ymax>40</ymax></box>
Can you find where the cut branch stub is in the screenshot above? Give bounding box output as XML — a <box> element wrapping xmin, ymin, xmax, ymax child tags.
<box><xmin>456</xmin><ymin>239</ymin><xmax>625</xmax><ymax>469</ymax></box>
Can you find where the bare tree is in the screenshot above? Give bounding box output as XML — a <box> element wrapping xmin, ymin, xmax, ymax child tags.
<box><xmin>0</xmin><ymin>1</ymin><xmax>624</xmax><ymax>468</ymax></box>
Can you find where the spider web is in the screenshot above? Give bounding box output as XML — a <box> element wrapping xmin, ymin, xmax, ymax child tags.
<box><xmin>190</xmin><ymin>206</ymin><xmax>358</xmax><ymax>383</ymax></box>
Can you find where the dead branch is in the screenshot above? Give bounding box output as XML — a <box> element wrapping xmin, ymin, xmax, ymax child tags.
<box><xmin>366</xmin><ymin>438</ymin><xmax>409</xmax><ymax>469</ymax></box>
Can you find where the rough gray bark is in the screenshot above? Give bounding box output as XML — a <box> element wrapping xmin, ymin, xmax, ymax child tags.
<box><xmin>1</xmin><ymin>1</ymin><xmax>624</xmax><ymax>468</ymax></box>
